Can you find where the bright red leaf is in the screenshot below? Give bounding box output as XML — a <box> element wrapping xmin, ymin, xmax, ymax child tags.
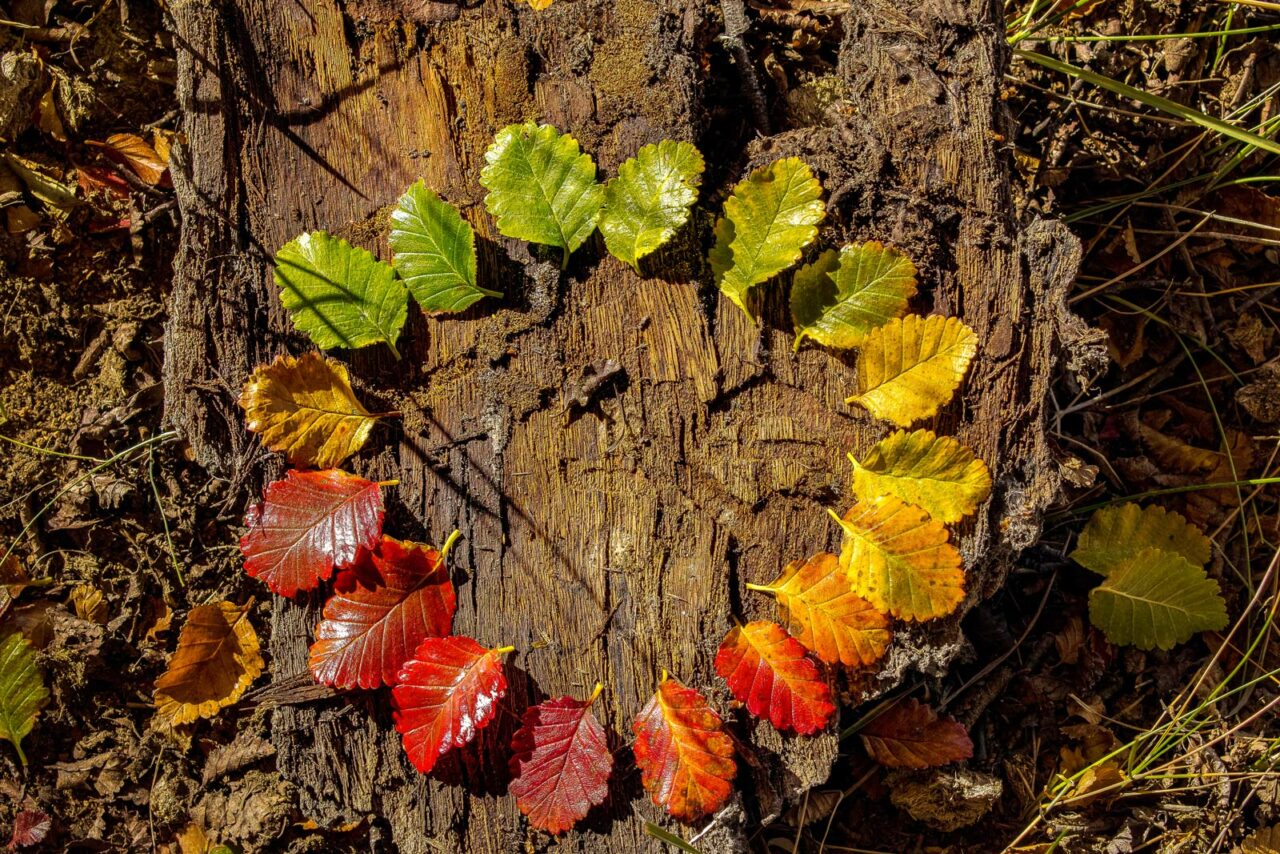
<box><xmin>508</xmin><ymin>687</ymin><xmax>612</xmax><ymax>834</ymax></box>
<box><xmin>714</xmin><ymin>621</ymin><xmax>834</xmax><ymax>735</ymax></box>
<box><xmin>239</xmin><ymin>469</ymin><xmax>384</xmax><ymax>597</ymax></box>
<box><xmin>309</xmin><ymin>535</ymin><xmax>457</xmax><ymax>689</ymax></box>
<box><xmin>632</xmin><ymin>674</ymin><xmax>736</xmax><ymax>823</ymax></box>
<box><xmin>7</xmin><ymin>809</ymin><xmax>50</xmax><ymax>849</ymax></box>
<box><xmin>858</xmin><ymin>698</ymin><xmax>973</xmax><ymax>769</ymax></box>
<box><xmin>392</xmin><ymin>636</ymin><xmax>512</xmax><ymax>774</ymax></box>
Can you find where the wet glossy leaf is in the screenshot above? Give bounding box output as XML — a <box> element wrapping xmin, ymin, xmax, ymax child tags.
<box><xmin>480</xmin><ymin>122</ymin><xmax>604</xmax><ymax>266</ymax></box>
<box><xmin>599</xmin><ymin>140</ymin><xmax>704</xmax><ymax>269</ymax></box>
<box><xmin>847</xmin><ymin>314</ymin><xmax>978</xmax><ymax>426</ymax></box>
<box><xmin>859</xmin><ymin>699</ymin><xmax>973</xmax><ymax>769</ymax></box>
<box><xmin>850</xmin><ymin>429</ymin><xmax>992</xmax><ymax>524</ymax></box>
<box><xmin>392</xmin><ymin>637</ymin><xmax>511</xmax><ymax>773</ymax></box>
<box><xmin>791</xmin><ymin>241</ymin><xmax>917</xmax><ymax>350</ymax></box>
<box><xmin>389</xmin><ymin>180</ymin><xmax>500</xmax><ymax>313</ymax></box>
<box><xmin>273</xmin><ymin>231</ymin><xmax>407</xmax><ymax>354</ymax></box>
<box><xmin>309</xmin><ymin>536</ymin><xmax>456</xmax><ymax>689</ymax></box>
<box><xmin>239</xmin><ymin>352</ymin><xmax>382</xmax><ymax>470</ymax></box>
<box><xmin>239</xmin><ymin>469</ymin><xmax>385</xmax><ymax>598</ymax></box>
<box><xmin>715</xmin><ymin>621</ymin><xmax>834</xmax><ymax>734</ymax></box>
<box><xmin>835</xmin><ymin>496</ymin><xmax>965</xmax><ymax>622</ymax></box>
<box><xmin>0</xmin><ymin>633</ymin><xmax>48</xmax><ymax>765</ymax></box>
<box><xmin>508</xmin><ymin>689</ymin><xmax>613</xmax><ymax>834</ymax></box>
<box><xmin>711</xmin><ymin>157</ymin><xmax>825</xmax><ymax>320</ymax></box>
<box><xmin>153</xmin><ymin>601</ymin><xmax>263</xmax><ymax>728</ymax></box>
<box><xmin>1088</xmin><ymin>548</ymin><xmax>1228</xmax><ymax>650</ymax></box>
<box><xmin>632</xmin><ymin>674</ymin><xmax>736</xmax><ymax>823</ymax></box>
<box><xmin>1071</xmin><ymin>503</ymin><xmax>1211</xmax><ymax>576</ymax></box>
<box><xmin>749</xmin><ymin>553</ymin><xmax>891</xmax><ymax>668</ymax></box>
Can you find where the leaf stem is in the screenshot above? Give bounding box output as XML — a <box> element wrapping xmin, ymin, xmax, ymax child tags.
<box><xmin>439</xmin><ymin>529</ymin><xmax>462</xmax><ymax>562</ymax></box>
<box><xmin>743</xmin><ymin>582</ymin><xmax>775</xmax><ymax>594</ymax></box>
<box><xmin>13</xmin><ymin>738</ymin><xmax>26</xmax><ymax>767</ymax></box>
<box><xmin>386</xmin><ymin>340</ymin><xmax>402</xmax><ymax>361</ymax></box>
<box><xmin>376</xmin><ymin>479</ymin><xmax>400</xmax><ymax>488</ymax></box>
<box><xmin>492</xmin><ymin>645</ymin><xmax>516</xmax><ymax>656</ymax></box>
<box><xmin>587</xmin><ymin>682</ymin><xmax>604</xmax><ymax>704</ymax></box>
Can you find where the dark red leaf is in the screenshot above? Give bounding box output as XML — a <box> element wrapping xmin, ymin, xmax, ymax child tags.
<box><xmin>7</xmin><ymin>809</ymin><xmax>50</xmax><ymax>849</ymax></box>
<box><xmin>858</xmin><ymin>698</ymin><xmax>973</xmax><ymax>769</ymax></box>
<box><xmin>392</xmin><ymin>636</ymin><xmax>511</xmax><ymax>774</ymax></box>
<box><xmin>714</xmin><ymin>621</ymin><xmax>834</xmax><ymax>734</ymax></box>
<box><xmin>239</xmin><ymin>469</ymin><xmax>384</xmax><ymax>597</ymax></box>
<box><xmin>508</xmin><ymin>689</ymin><xmax>612</xmax><ymax>834</ymax></box>
<box><xmin>309</xmin><ymin>535</ymin><xmax>457</xmax><ymax>689</ymax></box>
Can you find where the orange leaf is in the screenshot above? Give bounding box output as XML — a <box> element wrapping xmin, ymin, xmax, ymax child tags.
<box><xmin>153</xmin><ymin>601</ymin><xmax>263</xmax><ymax>728</ymax></box>
<box><xmin>91</xmin><ymin>132</ymin><xmax>168</xmax><ymax>184</ymax></box>
<box><xmin>749</xmin><ymin>553</ymin><xmax>891</xmax><ymax>667</ymax></box>
<box><xmin>858</xmin><ymin>699</ymin><xmax>973</xmax><ymax>769</ymax></box>
<box><xmin>714</xmin><ymin>621</ymin><xmax>835</xmax><ymax>734</ymax></box>
<box><xmin>632</xmin><ymin>674</ymin><xmax>736</xmax><ymax>823</ymax></box>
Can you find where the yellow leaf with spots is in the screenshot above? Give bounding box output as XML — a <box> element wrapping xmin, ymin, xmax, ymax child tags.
<box><xmin>847</xmin><ymin>314</ymin><xmax>978</xmax><ymax>426</ymax></box>
<box><xmin>153</xmin><ymin>601</ymin><xmax>263</xmax><ymax>728</ymax></box>
<box><xmin>850</xmin><ymin>429</ymin><xmax>992</xmax><ymax>524</ymax></box>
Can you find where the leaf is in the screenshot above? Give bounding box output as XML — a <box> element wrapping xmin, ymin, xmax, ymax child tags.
<box><xmin>392</xmin><ymin>636</ymin><xmax>512</xmax><ymax>773</ymax></box>
<box><xmin>6</xmin><ymin>809</ymin><xmax>51</xmax><ymax>849</ymax></box>
<box><xmin>238</xmin><ymin>352</ymin><xmax>382</xmax><ymax>469</ymax></box>
<box><xmin>748</xmin><ymin>553</ymin><xmax>891</xmax><ymax>668</ymax></box>
<box><xmin>835</xmin><ymin>496</ymin><xmax>965</xmax><ymax>622</ymax></box>
<box><xmin>4</xmin><ymin>154</ymin><xmax>80</xmax><ymax>214</ymax></box>
<box><xmin>850</xmin><ymin>429</ymin><xmax>992</xmax><ymax>524</ymax></box>
<box><xmin>791</xmin><ymin>241</ymin><xmax>917</xmax><ymax>350</ymax></box>
<box><xmin>91</xmin><ymin>132</ymin><xmax>167</xmax><ymax>184</ymax></box>
<box><xmin>711</xmin><ymin>157</ymin><xmax>825</xmax><ymax>320</ymax></box>
<box><xmin>599</xmin><ymin>140</ymin><xmax>704</xmax><ymax>269</ymax></box>
<box><xmin>1241</xmin><ymin>825</ymin><xmax>1280</xmax><ymax>854</ymax></box>
<box><xmin>239</xmin><ymin>469</ymin><xmax>385</xmax><ymax>597</ymax></box>
<box><xmin>0</xmin><ymin>633</ymin><xmax>49</xmax><ymax>765</ymax></box>
<box><xmin>526</xmin><ymin>0</ymin><xmax>555</xmax><ymax>7</ymax></box>
<box><xmin>1088</xmin><ymin>548</ymin><xmax>1228</xmax><ymax>650</ymax></box>
<box><xmin>1071</xmin><ymin>503</ymin><xmax>1211</xmax><ymax>576</ymax></box>
<box><xmin>388</xmin><ymin>180</ymin><xmax>501</xmax><ymax>313</ymax></box>
<box><xmin>309</xmin><ymin>535</ymin><xmax>457</xmax><ymax>689</ymax></box>
<box><xmin>69</xmin><ymin>584</ymin><xmax>108</xmax><ymax>624</ymax></box>
<box><xmin>479</xmin><ymin>122</ymin><xmax>604</xmax><ymax>266</ymax></box>
<box><xmin>153</xmin><ymin>601</ymin><xmax>263</xmax><ymax>728</ymax></box>
<box><xmin>847</xmin><ymin>314</ymin><xmax>979</xmax><ymax>426</ymax></box>
<box><xmin>858</xmin><ymin>699</ymin><xmax>973</xmax><ymax>769</ymax></box>
<box><xmin>632</xmin><ymin>674</ymin><xmax>736</xmax><ymax>823</ymax></box>
<box><xmin>714</xmin><ymin>621</ymin><xmax>835</xmax><ymax>734</ymax></box>
<box><xmin>273</xmin><ymin>231</ymin><xmax>408</xmax><ymax>355</ymax></box>
<box><xmin>508</xmin><ymin>687</ymin><xmax>613</xmax><ymax>834</ymax></box>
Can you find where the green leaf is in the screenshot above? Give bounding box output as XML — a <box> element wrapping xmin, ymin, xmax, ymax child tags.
<box><xmin>274</xmin><ymin>231</ymin><xmax>408</xmax><ymax>357</ymax></box>
<box><xmin>850</xmin><ymin>429</ymin><xmax>992</xmax><ymax>524</ymax></box>
<box><xmin>0</xmin><ymin>632</ymin><xmax>49</xmax><ymax>765</ymax></box>
<box><xmin>1088</xmin><ymin>548</ymin><xmax>1228</xmax><ymax>650</ymax></box>
<box><xmin>711</xmin><ymin>157</ymin><xmax>825</xmax><ymax>320</ymax></box>
<box><xmin>389</xmin><ymin>181</ymin><xmax>500</xmax><ymax>313</ymax></box>
<box><xmin>479</xmin><ymin>122</ymin><xmax>604</xmax><ymax>267</ymax></box>
<box><xmin>1071</xmin><ymin>503</ymin><xmax>1212</xmax><ymax>576</ymax></box>
<box><xmin>599</xmin><ymin>140</ymin><xmax>704</xmax><ymax>269</ymax></box>
<box><xmin>791</xmin><ymin>241</ymin><xmax>917</xmax><ymax>350</ymax></box>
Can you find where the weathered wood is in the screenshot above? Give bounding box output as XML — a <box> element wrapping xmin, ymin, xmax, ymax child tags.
<box><xmin>163</xmin><ymin>0</ymin><xmax>1079</xmax><ymax>850</ymax></box>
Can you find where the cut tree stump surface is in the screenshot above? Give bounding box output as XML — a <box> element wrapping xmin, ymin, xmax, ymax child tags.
<box><xmin>164</xmin><ymin>0</ymin><xmax>1082</xmax><ymax>850</ymax></box>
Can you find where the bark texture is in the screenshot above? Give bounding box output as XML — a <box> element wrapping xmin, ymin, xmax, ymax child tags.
<box><xmin>164</xmin><ymin>0</ymin><xmax>1080</xmax><ymax>850</ymax></box>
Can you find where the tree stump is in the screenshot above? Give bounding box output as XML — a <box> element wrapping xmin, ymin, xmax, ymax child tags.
<box><xmin>163</xmin><ymin>0</ymin><xmax>1081</xmax><ymax>849</ymax></box>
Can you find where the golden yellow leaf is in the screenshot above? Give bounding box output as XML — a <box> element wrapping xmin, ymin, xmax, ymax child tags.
<box><xmin>850</xmin><ymin>429</ymin><xmax>992</xmax><ymax>524</ymax></box>
<box><xmin>834</xmin><ymin>496</ymin><xmax>965</xmax><ymax>622</ymax></box>
<box><xmin>846</xmin><ymin>314</ymin><xmax>978</xmax><ymax>427</ymax></box>
<box><xmin>153</xmin><ymin>601</ymin><xmax>263</xmax><ymax>728</ymax></box>
<box><xmin>1064</xmin><ymin>760</ymin><xmax>1125</xmax><ymax>806</ymax></box>
<box><xmin>69</xmin><ymin>584</ymin><xmax>108</xmax><ymax>624</ymax></box>
<box><xmin>526</xmin><ymin>0</ymin><xmax>555</xmax><ymax>8</ymax></box>
<box><xmin>238</xmin><ymin>352</ymin><xmax>381</xmax><ymax>469</ymax></box>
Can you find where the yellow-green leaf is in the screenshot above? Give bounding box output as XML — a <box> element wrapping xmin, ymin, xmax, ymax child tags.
<box><xmin>599</xmin><ymin>140</ymin><xmax>704</xmax><ymax>269</ymax></box>
<box><xmin>791</xmin><ymin>241</ymin><xmax>917</xmax><ymax>350</ymax></box>
<box><xmin>847</xmin><ymin>314</ymin><xmax>978</xmax><ymax>426</ymax></box>
<box><xmin>850</xmin><ymin>429</ymin><xmax>992</xmax><ymax>524</ymax></box>
<box><xmin>0</xmin><ymin>632</ymin><xmax>49</xmax><ymax>765</ymax></box>
<box><xmin>1088</xmin><ymin>548</ymin><xmax>1228</xmax><ymax>650</ymax></box>
<box><xmin>834</xmin><ymin>497</ymin><xmax>965</xmax><ymax>622</ymax></box>
<box><xmin>711</xmin><ymin>157</ymin><xmax>825</xmax><ymax>321</ymax></box>
<box><xmin>1071</xmin><ymin>503</ymin><xmax>1211</xmax><ymax>576</ymax></box>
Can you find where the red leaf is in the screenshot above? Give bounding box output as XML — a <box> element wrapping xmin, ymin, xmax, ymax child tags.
<box><xmin>392</xmin><ymin>636</ymin><xmax>511</xmax><ymax>773</ymax></box>
<box><xmin>632</xmin><ymin>674</ymin><xmax>736</xmax><ymax>823</ymax></box>
<box><xmin>309</xmin><ymin>536</ymin><xmax>457</xmax><ymax>689</ymax></box>
<box><xmin>7</xmin><ymin>809</ymin><xmax>50</xmax><ymax>849</ymax></box>
<box><xmin>714</xmin><ymin>621</ymin><xmax>834</xmax><ymax>735</ymax></box>
<box><xmin>508</xmin><ymin>688</ymin><xmax>612</xmax><ymax>834</ymax></box>
<box><xmin>858</xmin><ymin>699</ymin><xmax>973</xmax><ymax>769</ymax></box>
<box><xmin>239</xmin><ymin>469</ymin><xmax>384</xmax><ymax>597</ymax></box>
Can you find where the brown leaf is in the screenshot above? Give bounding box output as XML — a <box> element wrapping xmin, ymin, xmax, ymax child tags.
<box><xmin>69</xmin><ymin>584</ymin><xmax>108</xmax><ymax>624</ymax></box>
<box><xmin>859</xmin><ymin>699</ymin><xmax>973</xmax><ymax>769</ymax></box>
<box><xmin>91</xmin><ymin>133</ymin><xmax>167</xmax><ymax>184</ymax></box>
<box><xmin>153</xmin><ymin>601</ymin><xmax>263</xmax><ymax>728</ymax></box>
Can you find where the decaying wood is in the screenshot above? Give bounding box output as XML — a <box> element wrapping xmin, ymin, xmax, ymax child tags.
<box><xmin>163</xmin><ymin>0</ymin><xmax>1080</xmax><ymax>850</ymax></box>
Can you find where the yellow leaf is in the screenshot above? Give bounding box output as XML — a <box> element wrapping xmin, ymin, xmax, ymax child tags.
<box><xmin>238</xmin><ymin>352</ymin><xmax>382</xmax><ymax>469</ymax></box>
<box><xmin>526</xmin><ymin>0</ymin><xmax>554</xmax><ymax>8</ymax></box>
<box><xmin>850</xmin><ymin>429</ymin><xmax>992</xmax><ymax>523</ymax></box>
<box><xmin>846</xmin><ymin>314</ymin><xmax>978</xmax><ymax>427</ymax></box>
<box><xmin>69</xmin><ymin>584</ymin><xmax>108</xmax><ymax>624</ymax></box>
<box><xmin>1070</xmin><ymin>503</ymin><xmax>1211</xmax><ymax>577</ymax></box>
<box><xmin>1241</xmin><ymin>825</ymin><xmax>1280</xmax><ymax>854</ymax></box>
<box><xmin>1064</xmin><ymin>760</ymin><xmax>1125</xmax><ymax>806</ymax></box>
<box><xmin>834</xmin><ymin>496</ymin><xmax>965</xmax><ymax>622</ymax></box>
<box><xmin>748</xmin><ymin>553</ymin><xmax>891</xmax><ymax>667</ymax></box>
<box><xmin>153</xmin><ymin>601</ymin><xmax>262</xmax><ymax>728</ymax></box>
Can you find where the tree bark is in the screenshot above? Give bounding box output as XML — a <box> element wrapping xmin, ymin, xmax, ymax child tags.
<box><xmin>164</xmin><ymin>0</ymin><xmax>1080</xmax><ymax>850</ymax></box>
